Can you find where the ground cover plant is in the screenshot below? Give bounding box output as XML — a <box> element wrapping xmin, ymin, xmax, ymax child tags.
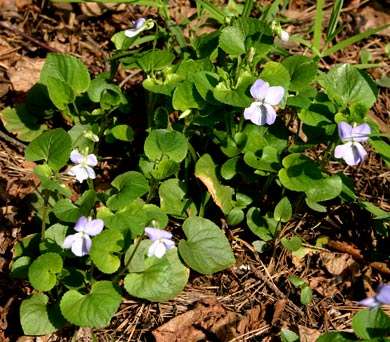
<box><xmin>0</xmin><ymin>0</ymin><xmax>389</xmax><ymax>340</ymax></box>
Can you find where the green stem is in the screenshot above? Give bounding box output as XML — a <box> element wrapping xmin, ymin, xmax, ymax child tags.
<box><xmin>41</xmin><ymin>191</ymin><xmax>50</xmax><ymax>240</ymax></box>
<box><xmin>114</xmin><ymin>237</ymin><xmax>142</xmax><ymax>282</ymax></box>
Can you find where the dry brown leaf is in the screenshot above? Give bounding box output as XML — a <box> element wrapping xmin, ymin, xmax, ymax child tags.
<box><xmin>327</xmin><ymin>240</ymin><xmax>364</xmax><ymax>261</ymax></box>
<box><xmin>309</xmin><ymin>276</ymin><xmax>340</xmax><ymax>297</ymax></box>
<box><xmin>8</xmin><ymin>57</ymin><xmax>44</xmax><ymax>92</ymax></box>
<box><xmin>298</xmin><ymin>325</ymin><xmax>321</xmax><ymax>342</ymax></box>
<box><xmin>320</xmin><ymin>252</ymin><xmax>355</xmax><ymax>276</ymax></box>
<box><xmin>359</xmin><ymin>5</ymin><xmax>390</xmax><ymax>37</ymax></box>
<box><xmin>152</xmin><ymin>297</ymin><xmax>240</xmax><ymax>342</ymax></box>
<box><xmin>370</xmin><ymin>262</ymin><xmax>390</xmax><ymax>275</ymax></box>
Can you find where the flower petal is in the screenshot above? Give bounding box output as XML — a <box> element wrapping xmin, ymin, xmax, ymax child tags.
<box><xmin>134</xmin><ymin>18</ymin><xmax>146</xmax><ymax>29</ymax></box>
<box><xmin>84</xmin><ymin>219</ymin><xmax>104</xmax><ymax>236</ymax></box>
<box><xmin>351</xmin><ymin>123</ymin><xmax>371</xmax><ymax>142</ymax></box>
<box><xmin>280</xmin><ymin>30</ymin><xmax>289</xmax><ymax>42</ymax></box>
<box><xmin>359</xmin><ymin>297</ymin><xmax>379</xmax><ymax>308</ymax></box>
<box><xmin>264</xmin><ymin>86</ymin><xmax>284</xmax><ymax>105</ymax></box>
<box><xmin>70</xmin><ymin>149</ymin><xmax>84</xmax><ymax>164</ymax></box>
<box><xmin>244</xmin><ymin>102</ymin><xmax>263</xmax><ymax>125</ymax></box>
<box><xmin>69</xmin><ymin>165</ymin><xmax>89</xmax><ymax>183</ymax></box>
<box><xmin>376</xmin><ymin>285</ymin><xmax>390</xmax><ymax>305</ymax></box>
<box><xmin>162</xmin><ymin>239</ymin><xmax>175</xmax><ymax>250</ymax></box>
<box><xmin>85</xmin><ymin>166</ymin><xmax>96</xmax><ymax>179</ymax></box>
<box><xmin>335</xmin><ymin>142</ymin><xmax>367</xmax><ymax>166</ymax></box>
<box><xmin>148</xmin><ymin>240</ymin><xmax>166</xmax><ymax>258</ymax></box>
<box><xmin>86</xmin><ymin>154</ymin><xmax>98</xmax><ymax>167</ymax></box>
<box><xmin>144</xmin><ymin>227</ymin><xmax>172</xmax><ymax>241</ymax></box>
<box><xmin>338</xmin><ymin>122</ymin><xmax>353</xmax><ymax>142</ymax></box>
<box><xmin>63</xmin><ymin>234</ymin><xmax>77</xmax><ymax>249</ymax></box>
<box><xmin>74</xmin><ymin>216</ymin><xmax>88</xmax><ymax>232</ymax></box>
<box><xmin>263</xmin><ymin>104</ymin><xmax>277</xmax><ymax>125</ymax></box>
<box><xmin>250</xmin><ymin>80</ymin><xmax>269</xmax><ymax>101</ymax></box>
<box><xmin>71</xmin><ymin>235</ymin><xmax>91</xmax><ymax>257</ymax></box>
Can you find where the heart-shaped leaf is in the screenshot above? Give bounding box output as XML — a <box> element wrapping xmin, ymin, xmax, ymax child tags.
<box><xmin>90</xmin><ymin>230</ymin><xmax>124</xmax><ymax>274</ymax></box>
<box><xmin>28</xmin><ymin>253</ymin><xmax>63</xmax><ymax>291</ymax></box>
<box><xmin>60</xmin><ymin>281</ymin><xmax>122</xmax><ymax>328</ymax></box>
<box><xmin>25</xmin><ymin>128</ymin><xmax>72</xmax><ymax>171</ymax></box>
<box><xmin>20</xmin><ymin>293</ymin><xmax>66</xmax><ymax>336</ymax></box>
<box><xmin>144</xmin><ymin>129</ymin><xmax>188</xmax><ymax>163</ymax></box>
<box><xmin>124</xmin><ymin>247</ymin><xmax>189</xmax><ymax>302</ymax></box>
<box><xmin>107</xmin><ymin>171</ymin><xmax>149</xmax><ymax>211</ymax></box>
<box><xmin>178</xmin><ymin>216</ymin><xmax>235</xmax><ymax>274</ymax></box>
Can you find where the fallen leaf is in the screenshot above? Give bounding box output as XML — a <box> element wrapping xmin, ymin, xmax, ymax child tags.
<box><xmin>327</xmin><ymin>240</ymin><xmax>363</xmax><ymax>261</ymax></box>
<box><xmin>359</xmin><ymin>5</ymin><xmax>390</xmax><ymax>37</ymax></box>
<box><xmin>298</xmin><ymin>325</ymin><xmax>321</xmax><ymax>342</ymax></box>
<box><xmin>320</xmin><ymin>252</ymin><xmax>355</xmax><ymax>276</ymax></box>
<box><xmin>8</xmin><ymin>57</ymin><xmax>44</xmax><ymax>92</ymax></box>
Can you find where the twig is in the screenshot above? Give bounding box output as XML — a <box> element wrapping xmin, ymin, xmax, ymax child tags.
<box><xmin>0</xmin><ymin>22</ymin><xmax>61</xmax><ymax>53</ymax></box>
<box><xmin>0</xmin><ymin>131</ymin><xmax>26</xmax><ymax>150</ymax></box>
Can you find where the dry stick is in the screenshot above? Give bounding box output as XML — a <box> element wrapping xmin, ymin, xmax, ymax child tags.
<box><xmin>0</xmin><ymin>22</ymin><xmax>60</xmax><ymax>53</ymax></box>
<box><xmin>0</xmin><ymin>131</ymin><xmax>26</xmax><ymax>150</ymax></box>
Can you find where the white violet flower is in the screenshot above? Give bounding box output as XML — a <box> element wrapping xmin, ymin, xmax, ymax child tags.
<box><xmin>244</xmin><ymin>79</ymin><xmax>285</xmax><ymax>126</ymax></box>
<box><xmin>63</xmin><ymin>216</ymin><xmax>104</xmax><ymax>257</ymax></box>
<box><xmin>334</xmin><ymin>122</ymin><xmax>371</xmax><ymax>166</ymax></box>
<box><xmin>279</xmin><ymin>30</ymin><xmax>289</xmax><ymax>42</ymax></box>
<box><xmin>144</xmin><ymin>227</ymin><xmax>175</xmax><ymax>258</ymax></box>
<box><xmin>68</xmin><ymin>149</ymin><xmax>98</xmax><ymax>183</ymax></box>
<box><xmin>124</xmin><ymin>18</ymin><xmax>147</xmax><ymax>38</ymax></box>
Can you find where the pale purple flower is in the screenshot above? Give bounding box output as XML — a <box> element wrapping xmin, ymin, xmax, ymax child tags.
<box><xmin>124</xmin><ymin>18</ymin><xmax>146</xmax><ymax>38</ymax></box>
<box><xmin>334</xmin><ymin>122</ymin><xmax>371</xmax><ymax>166</ymax></box>
<box><xmin>144</xmin><ymin>227</ymin><xmax>175</xmax><ymax>258</ymax></box>
<box><xmin>244</xmin><ymin>79</ymin><xmax>285</xmax><ymax>126</ymax></box>
<box><xmin>68</xmin><ymin>149</ymin><xmax>98</xmax><ymax>183</ymax></box>
<box><xmin>63</xmin><ymin>216</ymin><xmax>104</xmax><ymax>257</ymax></box>
<box><xmin>359</xmin><ymin>284</ymin><xmax>390</xmax><ymax>308</ymax></box>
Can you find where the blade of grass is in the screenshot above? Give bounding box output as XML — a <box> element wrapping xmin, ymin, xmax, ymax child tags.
<box><xmin>242</xmin><ymin>0</ymin><xmax>254</xmax><ymax>17</ymax></box>
<box><xmin>196</xmin><ymin>0</ymin><xmax>225</xmax><ymax>24</ymax></box>
<box><xmin>326</xmin><ymin>0</ymin><xmax>344</xmax><ymax>42</ymax></box>
<box><xmin>322</xmin><ymin>24</ymin><xmax>390</xmax><ymax>57</ymax></box>
<box><xmin>313</xmin><ymin>0</ymin><xmax>325</xmax><ymax>53</ymax></box>
<box><xmin>261</xmin><ymin>0</ymin><xmax>283</xmax><ymax>22</ymax></box>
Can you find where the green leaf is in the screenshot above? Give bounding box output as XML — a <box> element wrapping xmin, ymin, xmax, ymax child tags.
<box><xmin>144</xmin><ymin>129</ymin><xmax>188</xmax><ymax>163</ymax></box>
<box><xmin>34</xmin><ymin>165</ymin><xmax>72</xmax><ymax>197</ymax></box>
<box><xmin>60</xmin><ymin>280</ymin><xmax>122</xmax><ymax>328</ymax></box>
<box><xmin>143</xmin><ymin>204</ymin><xmax>169</xmax><ymax>228</ymax></box>
<box><xmin>219</xmin><ymin>26</ymin><xmax>246</xmax><ymax>56</ymax></box>
<box><xmin>10</xmin><ymin>256</ymin><xmax>31</xmax><ymax>279</ymax></box>
<box><xmin>172</xmin><ymin>80</ymin><xmax>203</xmax><ymax>111</ymax></box>
<box><xmin>280</xmin><ymin>329</ymin><xmax>300</xmax><ymax>342</ymax></box>
<box><xmin>28</xmin><ymin>253</ymin><xmax>63</xmax><ymax>291</ymax></box>
<box><xmin>274</xmin><ymin>197</ymin><xmax>293</xmax><ymax>222</ymax></box>
<box><xmin>191</xmin><ymin>71</ymin><xmax>219</xmax><ymax>103</ymax></box>
<box><xmin>281</xmin><ymin>236</ymin><xmax>302</xmax><ymax>252</ymax></box>
<box><xmin>246</xmin><ymin>208</ymin><xmax>278</xmax><ymax>241</ymax></box>
<box><xmin>40</xmin><ymin>224</ymin><xmax>68</xmax><ymax>254</ymax></box>
<box><xmin>213</xmin><ymin>71</ymin><xmax>254</xmax><ymax>107</ymax></box>
<box><xmin>319</xmin><ymin>64</ymin><xmax>377</xmax><ymax>110</ymax></box>
<box><xmin>282</xmin><ymin>56</ymin><xmax>318</xmax><ymax>91</ymax></box>
<box><xmin>178</xmin><ymin>216</ymin><xmax>235</xmax><ymax>274</ymax></box>
<box><xmin>90</xmin><ymin>230</ymin><xmax>124</xmax><ymax>274</ymax></box>
<box><xmin>195</xmin><ymin>154</ymin><xmax>234</xmax><ymax>214</ymax></box>
<box><xmin>260</xmin><ymin>61</ymin><xmax>290</xmax><ymax>93</ymax></box>
<box><xmin>159</xmin><ymin>179</ymin><xmax>196</xmax><ymax>218</ymax></box>
<box><xmin>278</xmin><ymin>153</ymin><xmax>342</xmax><ymax>203</ymax></box>
<box><xmin>227</xmin><ymin>207</ymin><xmax>244</xmax><ymax>226</ymax></box>
<box><xmin>60</xmin><ymin>281</ymin><xmax>122</xmax><ymax>328</ymax></box>
<box><xmin>25</xmin><ymin>128</ymin><xmax>72</xmax><ymax>171</ymax></box>
<box><xmin>0</xmin><ymin>105</ymin><xmax>47</xmax><ymax>142</ymax></box>
<box><xmin>288</xmin><ymin>275</ymin><xmax>306</xmax><ymax>288</ymax></box>
<box><xmin>352</xmin><ymin>308</ymin><xmax>390</xmax><ymax>340</ymax></box>
<box><xmin>221</xmin><ymin>157</ymin><xmax>240</xmax><ymax>180</ymax></box>
<box><xmin>46</xmin><ymin>76</ymin><xmax>75</xmax><ymax>110</ymax></box>
<box><xmin>124</xmin><ymin>248</ymin><xmax>189</xmax><ymax>302</ymax></box>
<box><xmin>53</xmin><ymin>199</ymin><xmax>80</xmax><ymax>222</ymax></box>
<box><xmin>110</xmin><ymin>125</ymin><xmax>134</xmax><ymax>142</ymax></box>
<box><xmin>40</xmin><ymin>53</ymin><xmax>90</xmax><ymax>96</ymax></box>
<box><xmin>20</xmin><ymin>294</ymin><xmax>66</xmax><ymax>336</ymax></box>
<box><xmin>137</xmin><ymin>50</ymin><xmax>175</xmax><ymax>73</ymax></box>
<box><xmin>316</xmin><ymin>332</ymin><xmax>356</xmax><ymax>342</ymax></box>
<box><xmin>107</xmin><ymin>171</ymin><xmax>149</xmax><ymax>211</ymax></box>
<box><xmin>300</xmin><ymin>285</ymin><xmax>312</xmax><ymax>305</ymax></box>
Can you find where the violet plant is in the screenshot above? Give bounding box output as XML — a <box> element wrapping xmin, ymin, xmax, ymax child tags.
<box><xmin>0</xmin><ymin>0</ymin><xmax>388</xmax><ymax>337</ymax></box>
